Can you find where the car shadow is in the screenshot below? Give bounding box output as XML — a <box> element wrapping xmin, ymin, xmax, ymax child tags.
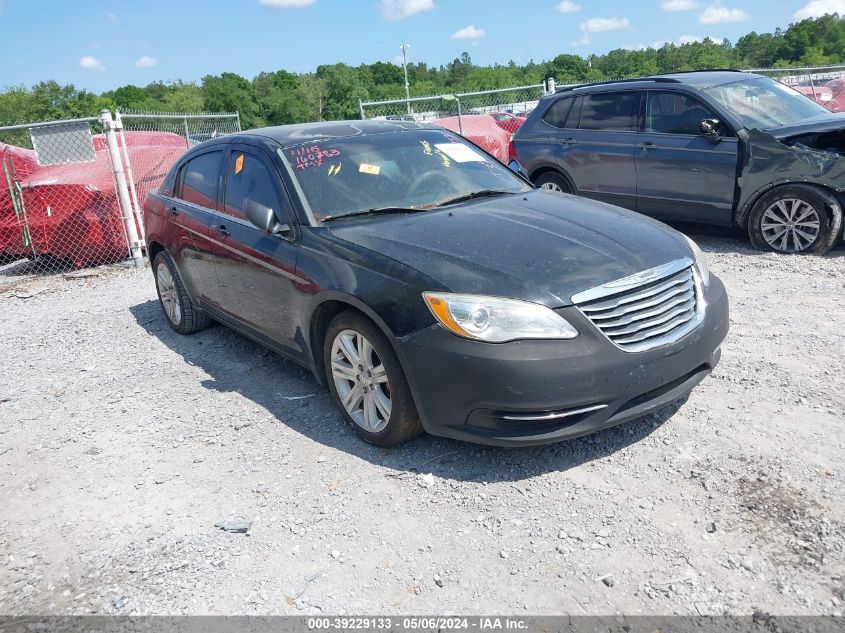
<box><xmin>130</xmin><ymin>300</ymin><xmax>682</xmax><ymax>484</ymax></box>
<box><xmin>666</xmin><ymin>221</ymin><xmax>845</xmax><ymax>258</ymax></box>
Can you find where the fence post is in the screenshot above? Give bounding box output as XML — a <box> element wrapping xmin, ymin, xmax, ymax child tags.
<box><xmin>183</xmin><ymin>116</ymin><xmax>191</xmax><ymax>149</ymax></box>
<box><xmin>114</xmin><ymin>111</ymin><xmax>146</xmax><ymax>245</ymax></box>
<box><xmin>235</xmin><ymin>111</ymin><xmax>242</xmax><ymax>132</ymax></box>
<box><xmin>359</xmin><ymin>100</ymin><xmax>366</xmax><ymax>120</ymax></box>
<box><xmin>546</xmin><ymin>77</ymin><xmax>556</xmax><ymax>95</ymax></box>
<box><xmin>99</xmin><ymin>109</ymin><xmax>145</xmax><ymax>270</ymax></box>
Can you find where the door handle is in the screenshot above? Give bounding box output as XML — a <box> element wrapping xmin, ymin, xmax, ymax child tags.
<box><xmin>639</xmin><ymin>141</ymin><xmax>659</xmax><ymax>150</ymax></box>
<box><xmin>169</xmin><ymin>206</ymin><xmax>180</xmax><ymax>216</ymax></box>
<box><xmin>213</xmin><ymin>224</ymin><xmax>230</xmax><ymax>237</ymax></box>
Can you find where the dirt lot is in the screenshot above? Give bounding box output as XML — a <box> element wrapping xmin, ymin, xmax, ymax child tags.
<box><xmin>0</xmin><ymin>226</ymin><xmax>843</xmax><ymax>617</ymax></box>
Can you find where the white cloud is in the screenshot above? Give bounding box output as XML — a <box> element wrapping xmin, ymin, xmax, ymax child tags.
<box><xmin>699</xmin><ymin>4</ymin><xmax>749</xmax><ymax>24</ymax></box>
<box><xmin>135</xmin><ymin>56</ymin><xmax>158</xmax><ymax>68</ymax></box>
<box><xmin>572</xmin><ymin>16</ymin><xmax>630</xmax><ymax>46</ymax></box>
<box><xmin>380</xmin><ymin>0</ymin><xmax>435</xmax><ymax>20</ymax></box>
<box><xmin>79</xmin><ymin>56</ymin><xmax>105</xmax><ymax>71</ymax></box>
<box><xmin>794</xmin><ymin>0</ymin><xmax>845</xmax><ymax>20</ymax></box>
<box><xmin>556</xmin><ymin>1</ymin><xmax>581</xmax><ymax>13</ymax></box>
<box><xmin>451</xmin><ymin>25</ymin><xmax>485</xmax><ymax>40</ymax></box>
<box><xmin>661</xmin><ymin>0</ymin><xmax>699</xmax><ymax>10</ymax></box>
<box><xmin>258</xmin><ymin>0</ymin><xmax>315</xmax><ymax>7</ymax></box>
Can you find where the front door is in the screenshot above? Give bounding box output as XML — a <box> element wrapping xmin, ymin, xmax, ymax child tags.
<box><xmin>208</xmin><ymin>145</ymin><xmax>303</xmax><ymax>359</ymax></box>
<box><xmin>635</xmin><ymin>90</ymin><xmax>739</xmax><ymax>225</ymax></box>
<box><xmin>555</xmin><ymin>91</ymin><xmax>640</xmax><ymax>210</ymax></box>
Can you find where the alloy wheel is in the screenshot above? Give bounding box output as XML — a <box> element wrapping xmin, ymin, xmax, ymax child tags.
<box><xmin>541</xmin><ymin>182</ymin><xmax>563</xmax><ymax>192</ymax></box>
<box><xmin>761</xmin><ymin>198</ymin><xmax>821</xmax><ymax>253</ymax></box>
<box><xmin>330</xmin><ymin>329</ymin><xmax>392</xmax><ymax>433</ymax></box>
<box><xmin>156</xmin><ymin>264</ymin><xmax>182</xmax><ymax>325</ymax></box>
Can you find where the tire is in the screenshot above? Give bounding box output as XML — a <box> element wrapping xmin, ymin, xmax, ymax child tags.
<box><xmin>152</xmin><ymin>251</ymin><xmax>211</xmax><ymax>334</ymax></box>
<box><xmin>323</xmin><ymin>311</ymin><xmax>423</xmax><ymax>447</ymax></box>
<box><xmin>534</xmin><ymin>171</ymin><xmax>573</xmax><ymax>193</ymax></box>
<box><xmin>748</xmin><ymin>184</ymin><xmax>842</xmax><ymax>255</ymax></box>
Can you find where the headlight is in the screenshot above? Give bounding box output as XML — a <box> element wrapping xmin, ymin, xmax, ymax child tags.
<box><xmin>423</xmin><ymin>292</ymin><xmax>578</xmax><ymax>343</ymax></box>
<box><xmin>682</xmin><ymin>235</ymin><xmax>711</xmax><ymax>287</ymax></box>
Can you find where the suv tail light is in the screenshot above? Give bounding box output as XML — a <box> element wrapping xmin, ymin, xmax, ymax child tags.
<box><xmin>508</xmin><ymin>136</ymin><xmax>517</xmax><ymax>163</ymax></box>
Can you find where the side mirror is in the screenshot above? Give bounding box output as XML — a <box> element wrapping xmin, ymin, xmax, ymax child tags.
<box><xmin>700</xmin><ymin>119</ymin><xmax>722</xmax><ymax>143</ymax></box>
<box><xmin>244</xmin><ymin>198</ymin><xmax>290</xmax><ymax>236</ymax></box>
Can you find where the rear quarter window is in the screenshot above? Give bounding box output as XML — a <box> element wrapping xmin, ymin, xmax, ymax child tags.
<box><xmin>543</xmin><ymin>97</ymin><xmax>580</xmax><ymax>128</ymax></box>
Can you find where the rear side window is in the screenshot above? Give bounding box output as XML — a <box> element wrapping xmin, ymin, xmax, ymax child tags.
<box><xmin>223</xmin><ymin>152</ymin><xmax>285</xmax><ymax>221</ymax></box>
<box><xmin>579</xmin><ymin>92</ymin><xmax>638</xmax><ymax>131</ymax></box>
<box><xmin>543</xmin><ymin>97</ymin><xmax>580</xmax><ymax>128</ymax></box>
<box><xmin>178</xmin><ymin>151</ymin><xmax>222</xmax><ymax>209</ymax></box>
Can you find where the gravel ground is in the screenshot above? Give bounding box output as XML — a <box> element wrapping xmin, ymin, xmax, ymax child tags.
<box><xmin>0</xmin><ymin>226</ymin><xmax>843</xmax><ymax>617</ymax></box>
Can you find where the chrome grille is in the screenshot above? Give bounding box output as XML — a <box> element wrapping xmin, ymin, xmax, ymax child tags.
<box><xmin>573</xmin><ymin>260</ymin><xmax>703</xmax><ymax>353</ymax></box>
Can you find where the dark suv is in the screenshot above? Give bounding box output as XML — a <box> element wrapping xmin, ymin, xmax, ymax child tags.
<box><xmin>511</xmin><ymin>70</ymin><xmax>845</xmax><ymax>255</ymax></box>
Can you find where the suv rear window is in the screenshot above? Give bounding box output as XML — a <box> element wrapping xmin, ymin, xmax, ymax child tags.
<box><xmin>543</xmin><ymin>97</ymin><xmax>579</xmax><ymax>128</ymax></box>
<box><xmin>579</xmin><ymin>92</ymin><xmax>638</xmax><ymax>132</ymax></box>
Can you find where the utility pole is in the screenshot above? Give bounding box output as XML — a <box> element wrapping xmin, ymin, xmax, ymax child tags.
<box><xmin>401</xmin><ymin>43</ymin><xmax>411</xmax><ymax>115</ymax></box>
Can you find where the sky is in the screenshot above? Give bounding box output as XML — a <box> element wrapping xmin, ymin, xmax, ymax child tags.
<box><xmin>0</xmin><ymin>0</ymin><xmax>843</xmax><ymax>92</ymax></box>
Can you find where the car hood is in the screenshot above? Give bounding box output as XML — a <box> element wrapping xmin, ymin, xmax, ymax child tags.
<box><xmin>327</xmin><ymin>190</ymin><xmax>692</xmax><ymax>307</ymax></box>
<box><xmin>765</xmin><ymin>113</ymin><xmax>845</xmax><ymax>140</ymax></box>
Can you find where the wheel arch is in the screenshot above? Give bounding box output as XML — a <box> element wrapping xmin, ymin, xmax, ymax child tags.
<box><xmin>528</xmin><ymin>164</ymin><xmax>576</xmax><ymax>192</ymax></box>
<box><xmin>737</xmin><ymin>181</ymin><xmax>843</xmax><ymax>229</ymax></box>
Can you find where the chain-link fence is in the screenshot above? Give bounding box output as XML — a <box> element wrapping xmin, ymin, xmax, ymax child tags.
<box><xmin>0</xmin><ymin>111</ymin><xmax>239</xmax><ymax>282</ymax></box>
<box><xmin>360</xmin><ymin>83</ymin><xmax>549</xmax><ymax>163</ymax></box>
<box><xmin>747</xmin><ymin>64</ymin><xmax>845</xmax><ymax>112</ymax></box>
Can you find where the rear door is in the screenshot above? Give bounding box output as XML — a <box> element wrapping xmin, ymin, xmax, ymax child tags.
<box><xmin>169</xmin><ymin>149</ymin><xmax>225</xmax><ymax>307</ymax></box>
<box><xmin>208</xmin><ymin>144</ymin><xmax>303</xmax><ymax>357</ymax></box>
<box><xmin>635</xmin><ymin>90</ymin><xmax>739</xmax><ymax>224</ymax></box>
<box><xmin>556</xmin><ymin>90</ymin><xmax>640</xmax><ymax>210</ymax></box>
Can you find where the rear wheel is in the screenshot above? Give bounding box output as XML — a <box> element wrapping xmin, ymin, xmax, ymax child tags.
<box><xmin>153</xmin><ymin>252</ymin><xmax>211</xmax><ymax>334</ymax></box>
<box><xmin>534</xmin><ymin>171</ymin><xmax>573</xmax><ymax>194</ymax></box>
<box><xmin>323</xmin><ymin>311</ymin><xmax>422</xmax><ymax>447</ymax></box>
<box><xmin>748</xmin><ymin>185</ymin><xmax>842</xmax><ymax>255</ymax></box>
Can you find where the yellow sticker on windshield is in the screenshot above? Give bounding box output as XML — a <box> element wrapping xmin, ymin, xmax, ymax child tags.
<box><xmin>234</xmin><ymin>154</ymin><xmax>244</xmax><ymax>174</ymax></box>
<box><xmin>359</xmin><ymin>163</ymin><xmax>381</xmax><ymax>175</ymax></box>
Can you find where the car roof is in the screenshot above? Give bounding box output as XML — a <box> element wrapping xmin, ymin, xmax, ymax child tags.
<box><xmin>236</xmin><ymin>119</ymin><xmax>435</xmax><ymax>149</ymax></box>
<box><xmin>555</xmin><ymin>70</ymin><xmax>759</xmax><ymax>95</ymax></box>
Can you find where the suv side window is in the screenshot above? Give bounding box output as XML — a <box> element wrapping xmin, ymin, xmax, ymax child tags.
<box><xmin>177</xmin><ymin>151</ymin><xmax>222</xmax><ymax>209</ymax></box>
<box><xmin>579</xmin><ymin>92</ymin><xmax>638</xmax><ymax>132</ymax></box>
<box><xmin>223</xmin><ymin>151</ymin><xmax>286</xmax><ymax>222</ymax></box>
<box><xmin>645</xmin><ymin>91</ymin><xmax>726</xmax><ymax>136</ymax></box>
<box><xmin>543</xmin><ymin>97</ymin><xmax>580</xmax><ymax>128</ymax></box>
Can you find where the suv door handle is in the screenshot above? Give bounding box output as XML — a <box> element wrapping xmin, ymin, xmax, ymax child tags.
<box><xmin>639</xmin><ymin>141</ymin><xmax>659</xmax><ymax>150</ymax></box>
<box><xmin>213</xmin><ymin>224</ymin><xmax>230</xmax><ymax>237</ymax></box>
<box><xmin>169</xmin><ymin>206</ymin><xmax>180</xmax><ymax>216</ymax></box>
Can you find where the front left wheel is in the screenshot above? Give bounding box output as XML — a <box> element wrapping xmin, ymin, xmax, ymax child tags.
<box><xmin>323</xmin><ymin>311</ymin><xmax>422</xmax><ymax>447</ymax></box>
<box><xmin>748</xmin><ymin>185</ymin><xmax>842</xmax><ymax>255</ymax></box>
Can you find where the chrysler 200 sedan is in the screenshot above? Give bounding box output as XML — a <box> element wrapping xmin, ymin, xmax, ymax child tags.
<box><xmin>144</xmin><ymin>120</ymin><xmax>729</xmax><ymax>447</ymax></box>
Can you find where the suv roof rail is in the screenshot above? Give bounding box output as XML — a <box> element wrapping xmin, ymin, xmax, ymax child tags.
<box><xmin>653</xmin><ymin>68</ymin><xmax>746</xmax><ymax>75</ymax></box>
<box><xmin>555</xmin><ymin>77</ymin><xmax>681</xmax><ymax>93</ymax></box>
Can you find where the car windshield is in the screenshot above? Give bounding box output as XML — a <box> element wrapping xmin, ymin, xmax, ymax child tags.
<box><xmin>703</xmin><ymin>76</ymin><xmax>833</xmax><ymax>129</ymax></box>
<box><xmin>284</xmin><ymin>129</ymin><xmax>530</xmax><ymax>222</ymax></box>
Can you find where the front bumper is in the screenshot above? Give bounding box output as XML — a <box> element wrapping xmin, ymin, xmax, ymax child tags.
<box><xmin>396</xmin><ymin>276</ymin><xmax>729</xmax><ymax>447</ymax></box>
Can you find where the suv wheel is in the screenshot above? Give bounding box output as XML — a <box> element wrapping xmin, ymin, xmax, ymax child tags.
<box><xmin>534</xmin><ymin>171</ymin><xmax>573</xmax><ymax>193</ymax></box>
<box><xmin>153</xmin><ymin>252</ymin><xmax>211</xmax><ymax>334</ymax></box>
<box><xmin>748</xmin><ymin>185</ymin><xmax>842</xmax><ymax>255</ymax></box>
<box><xmin>323</xmin><ymin>311</ymin><xmax>422</xmax><ymax>447</ymax></box>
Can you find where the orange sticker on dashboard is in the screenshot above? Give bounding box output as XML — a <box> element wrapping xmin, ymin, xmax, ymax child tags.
<box><xmin>359</xmin><ymin>163</ymin><xmax>380</xmax><ymax>175</ymax></box>
<box><xmin>234</xmin><ymin>154</ymin><xmax>244</xmax><ymax>174</ymax></box>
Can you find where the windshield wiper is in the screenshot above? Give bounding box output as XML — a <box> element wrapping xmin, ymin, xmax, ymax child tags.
<box><xmin>321</xmin><ymin>206</ymin><xmax>428</xmax><ymax>222</ymax></box>
<box><xmin>435</xmin><ymin>189</ymin><xmax>515</xmax><ymax>207</ymax></box>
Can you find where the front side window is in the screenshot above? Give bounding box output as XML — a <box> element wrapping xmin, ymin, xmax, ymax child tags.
<box><xmin>579</xmin><ymin>92</ymin><xmax>638</xmax><ymax>131</ymax></box>
<box><xmin>178</xmin><ymin>151</ymin><xmax>222</xmax><ymax>209</ymax></box>
<box><xmin>704</xmin><ymin>76</ymin><xmax>832</xmax><ymax>129</ymax></box>
<box><xmin>287</xmin><ymin>129</ymin><xmax>531</xmax><ymax>222</ymax></box>
<box><xmin>645</xmin><ymin>92</ymin><xmax>721</xmax><ymax>136</ymax></box>
<box><xmin>224</xmin><ymin>152</ymin><xmax>284</xmax><ymax>221</ymax></box>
